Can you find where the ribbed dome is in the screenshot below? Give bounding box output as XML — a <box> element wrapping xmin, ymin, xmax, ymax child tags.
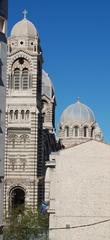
<box><xmin>11</xmin><ymin>18</ymin><xmax>38</xmax><ymax>38</ymax></box>
<box><xmin>42</xmin><ymin>70</ymin><xmax>54</xmax><ymax>99</ymax></box>
<box><xmin>60</xmin><ymin>99</ymin><xmax>95</xmax><ymax>125</ymax></box>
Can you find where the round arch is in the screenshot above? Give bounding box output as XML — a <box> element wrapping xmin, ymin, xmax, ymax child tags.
<box><xmin>9</xmin><ymin>186</ymin><xmax>26</xmax><ymax>209</ymax></box>
<box><xmin>9</xmin><ymin>53</ymin><xmax>33</xmax><ymax>71</ymax></box>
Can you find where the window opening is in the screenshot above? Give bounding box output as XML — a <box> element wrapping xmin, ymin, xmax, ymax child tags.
<box><xmin>65</xmin><ymin>126</ymin><xmax>69</xmax><ymax>137</ymax></box>
<box><xmin>26</xmin><ymin>110</ymin><xmax>29</xmax><ymax>120</ymax></box>
<box><xmin>9</xmin><ymin>110</ymin><xmax>13</xmax><ymax>120</ymax></box>
<box><xmin>84</xmin><ymin>126</ymin><xmax>88</xmax><ymax>137</ymax></box>
<box><xmin>74</xmin><ymin>126</ymin><xmax>79</xmax><ymax>137</ymax></box>
<box><xmin>21</xmin><ymin>110</ymin><xmax>25</xmax><ymax>120</ymax></box>
<box><xmin>22</xmin><ymin>68</ymin><xmax>29</xmax><ymax>90</ymax></box>
<box><xmin>14</xmin><ymin>110</ymin><xmax>18</xmax><ymax>120</ymax></box>
<box><xmin>14</xmin><ymin>68</ymin><xmax>20</xmax><ymax>90</ymax></box>
<box><xmin>91</xmin><ymin>127</ymin><xmax>94</xmax><ymax>138</ymax></box>
<box><xmin>34</xmin><ymin>46</ymin><xmax>36</xmax><ymax>51</ymax></box>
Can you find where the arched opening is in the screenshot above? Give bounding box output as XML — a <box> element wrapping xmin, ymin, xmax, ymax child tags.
<box><xmin>73</xmin><ymin>126</ymin><xmax>79</xmax><ymax>137</ymax></box>
<box><xmin>34</xmin><ymin>46</ymin><xmax>36</xmax><ymax>52</ymax></box>
<box><xmin>21</xmin><ymin>110</ymin><xmax>25</xmax><ymax>120</ymax></box>
<box><xmin>9</xmin><ymin>110</ymin><xmax>13</xmax><ymax>120</ymax></box>
<box><xmin>26</xmin><ymin>110</ymin><xmax>30</xmax><ymax>120</ymax></box>
<box><xmin>14</xmin><ymin>110</ymin><xmax>18</xmax><ymax>120</ymax></box>
<box><xmin>14</xmin><ymin>68</ymin><xmax>20</xmax><ymax>90</ymax></box>
<box><xmin>10</xmin><ymin>187</ymin><xmax>25</xmax><ymax>209</ymax></box>
<box><xmin>22</xmin><ymin>68</ymin><xmax>29</xmax><ymax>90</ymax></box>
<box><xmin>65</xmin><ymin>126</ymin><xmax>69</xmax><ymax>137</ymax></box>
<box><xmin>84</xmin><ymin>126</ymin><xmax>88</xmax><ymax>137</ymax></box>
<box><xmin>91</xmin><ymin>127</ymin><xmax>95</xmax><ymax>138</ymax></box>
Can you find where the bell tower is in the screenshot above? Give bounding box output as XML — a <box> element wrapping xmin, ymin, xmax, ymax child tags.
<box><xmin>4</xmin><ymin>13</ymin><xmax>43</xmax><ymax>213</ymax></box>
<box><xmin>0</xmin><ymin>0</ymin><xmax>8</xmax><ymax>225</ymax></box>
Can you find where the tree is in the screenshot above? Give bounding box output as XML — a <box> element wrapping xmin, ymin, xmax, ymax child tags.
<box><xmin>3</xmin><ymin>207</ymin><xmax>49</xmax><ymax>240</ymax></box>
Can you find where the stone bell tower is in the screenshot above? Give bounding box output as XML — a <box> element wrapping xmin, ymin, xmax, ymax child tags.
<box><xmin>4</xmin><ymin>11</ymin><xmax>43</xmax><ymax>213</ymax></box>
<box><xmin>0</xmin><ymin>0</ymin><xmax>8</xmax><ymax>225</ymax></box>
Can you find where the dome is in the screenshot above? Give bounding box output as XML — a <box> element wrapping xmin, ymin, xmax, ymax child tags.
<box><xmin>94</xmin><ymin>123</ymin><xmax>102</xmax><ymax>135</ymax></box>
<box><xmin>42</xmin><ymin>70</ymin><xmax>54</xmax><ymax>99</ymax></box>
<box><xmin>60</xmin><ymin>99</ymin><xmax>95</xmax><ymax>125</ymax></box>
<box><xmin>11</xmin><ymin>18</ymin><xmax>38</xmax><ymax>38</ymax></box>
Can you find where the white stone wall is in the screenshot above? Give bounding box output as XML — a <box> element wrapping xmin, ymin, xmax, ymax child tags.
<box><xmin>4</xmin><ymin>105</ymin><xmax>39</xmax><ymax>212</ymax></box>
<box><xmin>47</xmin><ymin>141</ymin><xmax>110</xmax><ymax>240</ymax></box>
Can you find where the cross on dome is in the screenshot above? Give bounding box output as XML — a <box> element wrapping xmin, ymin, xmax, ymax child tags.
<box><xmin>77</xmin><ymin>96</ymin><xmax>80</xmax><ymax>102</ymax></box>
<box><xmin>23</xmin><ymin>9</ymin><xmax>28</xmax><ymax>19</ymax></box>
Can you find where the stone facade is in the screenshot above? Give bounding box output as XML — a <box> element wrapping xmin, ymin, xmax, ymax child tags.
<box><xmin>45</xmin><ymin>141</ymin><xmax>110</xmax><ymax>240</ymax></box>
<box><xmin>4</xmin><ymin>15</ymin><xmax>57</xmax><ymax>214</ymax></box>
<box><xmin>0</xmin><ymin>0</ymin><xmax>8</xmax><ymax>227</ymax></box>
<box><xmin>4</xmin><ymin>16</ymin><xmax>43</xmax><ymax>213</ymax></box>
<box><xmin>42</xmin><ymin>70</ymin><xmax>57</xmax><ymax>163</ymax></box>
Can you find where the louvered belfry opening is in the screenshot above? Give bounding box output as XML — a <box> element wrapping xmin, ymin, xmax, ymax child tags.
<box><xmin>14</xmin><ymin>68</ymin><xmax>20</xmax><ymax>90</ymax></box>
<box><xmin>22</xmin><ymin>68</ymin><xmax>29</xmax><ymax>90</ymax></box>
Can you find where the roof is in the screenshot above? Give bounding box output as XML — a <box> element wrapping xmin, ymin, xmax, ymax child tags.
<box><xmin>11</xmin><ymin>18</ymin><xmax>38</xmax><ymax>38</ymax></box>
<box><xmin>42</xmin><ymin>70</ymin><xmax>55</xmax><ymax>99</ymax></box>
<box><xmin>60</xmin><ymin>99</ymin><xmax>95</xmax><ymax>125</ymax></box>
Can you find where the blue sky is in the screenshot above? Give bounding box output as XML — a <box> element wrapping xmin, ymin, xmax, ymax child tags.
<box><xmin>9</xmin><ymin>0</ymin><xmax>110</xmax><ymax>142</ymax></box>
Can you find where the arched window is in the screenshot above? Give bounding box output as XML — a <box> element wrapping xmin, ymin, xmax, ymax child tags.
<box><xmin>14</xmin><ymin>110</ymin><xmax>18</xmax><ymax>120</ymax></box>
<box><xmin>10</xmin><ymin>187</ymin><xmax>25</xmax><ymax>209</ymax></box>
<box><xmin>22</xmin><ymin>68</ymin><xmax>29</xmax><ymax>90</ymax></box>
<box><xmin>91</xmin><ymin>127</ymin><xmax>94</xmax><ymax>138</ymax></box>
<box><xmin>26</xmin><ymin>110</ymin><xmax>30</xmax><ymax>120</ymax></box>
<box><xmin>21</xmin><ymin>110</ymin><xmax>25</xmax><ymax>120</ymax></box>
<box><xmin>9</xmin><ymin>110</ymin><xmax>13</xmax><ymax>120</ymax></box>
<box><xmin>14</xmin><ymin>68</ymin><xmax>20</xmax><ymax>90</ymax></box>
<box><xmin>34</xmin><ymin>46</ymin><xmax>36</xmax><ymax>52</ymax></box>
<box><xmin>84</xmin><ymin>126</ymin><xmax>88</xmax><ymax>137</ymax></box>
<box><xmin>65</xmin><ymin>126</ymin><xmax>69</xmax><ymax>137</ymax></box>
<box><xmin>73</xmin><ymin>126</ymin><xmax>79</xmax><ymax>137</ymax></box>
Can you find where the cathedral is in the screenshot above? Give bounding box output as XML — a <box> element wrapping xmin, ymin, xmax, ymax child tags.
<box><xmin>4</xmin><ymin>10</ymin><xmax>110</xmax><ymax>240</ymax></box>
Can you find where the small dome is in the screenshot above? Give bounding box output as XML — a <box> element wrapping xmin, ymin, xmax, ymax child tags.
<box><xmin>11</xmin><ymin>18</ymin><xmax>38</xmax><ymax>38</ymax></box>
<box><xmin>60</xmin><ymin>99</ymin><xmax>95</xmax><ymax>125</ymax></box>
<box><xmin>42</xmin><ymin>70</ymin><xmax>54</xmax><ymax>99</ymax></box>
<box><xmin>94</xmin><ymin>123</ymin><xmax>102</xmax><ymax>134</ymax></box>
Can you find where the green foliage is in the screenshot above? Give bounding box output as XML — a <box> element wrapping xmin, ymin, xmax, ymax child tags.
<box><xmin>3</xmin><ymin>207</ymin><xmax>49</xmax><ymax>240</ymax></box>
